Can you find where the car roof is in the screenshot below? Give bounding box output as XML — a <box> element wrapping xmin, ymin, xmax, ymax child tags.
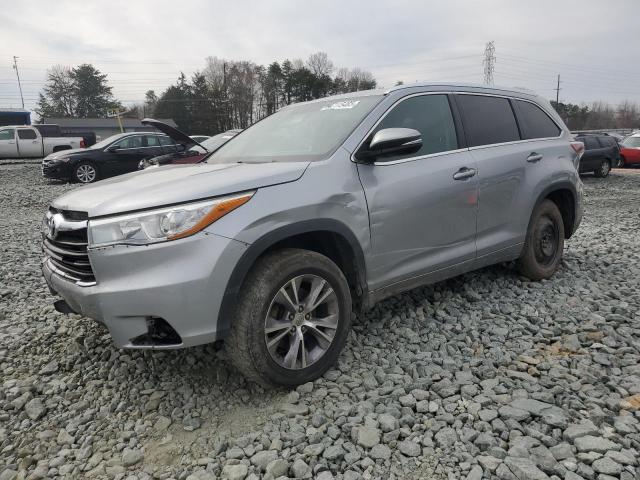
<box><xmin>297</xmin><ymin>82</ymin><xmax>542</xmax><ymax>106</ymax></box>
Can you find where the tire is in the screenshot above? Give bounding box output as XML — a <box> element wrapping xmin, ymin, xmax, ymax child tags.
<box><xmin>618</xmin><ymin>156</ymin><xmax>626</xmax><ymax>168</ymax></box>
<box><xmin>73</xmin><ymin>161</ymin><xmax>99</xmax><ymax>183</ymax></box>
<box><xmin>593</xmin><ymin>159</ymin><xmax>611</xmax><ymax>178</ymax></box>
<box><xmin>517</xmin><ymin>199</ymin><xmax>565</xmax><ymax>281</ymax></box>
<box><xmin>226</xmin><ymin>248</ymin><xmax>352</xmax><ymax>387</ymax></box>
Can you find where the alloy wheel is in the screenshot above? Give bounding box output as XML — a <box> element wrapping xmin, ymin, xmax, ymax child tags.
<box><xmin>264</xmin><ymin>274</ymin><xmax>339</xmax><ymax>370</ymax></box>
<box><xmin>76</xmin><ymin>164</ymin><xmax>96</xmax><ymax>183</ymax></box>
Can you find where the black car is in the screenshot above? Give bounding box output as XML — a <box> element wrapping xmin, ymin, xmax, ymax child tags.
<box><xmin>574</xmin><ymin>134</ymin><xmax>621</xmax><ymax>177</ymax></box>
<box><xmin>42</xmin><ymin>130</ymin><xmax>188</xmax><ymax>183</ymax></box>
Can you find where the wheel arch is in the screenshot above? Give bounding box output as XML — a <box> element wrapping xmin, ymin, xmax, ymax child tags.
<box><xmin>534</xmin><ymin>182</ymin><xmax>578</xmax><ymax>239</ymax></box>
<box><xmin>217</xmin><ymin>219</ymin><xmax>368</xmax><ymax>337</ymax></box>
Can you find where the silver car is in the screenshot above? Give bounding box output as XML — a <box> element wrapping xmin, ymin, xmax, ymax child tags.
<box><xmin>42</xmin><ymin>83</ymin><xmax>584</xmax><ymax>386</ymax></box>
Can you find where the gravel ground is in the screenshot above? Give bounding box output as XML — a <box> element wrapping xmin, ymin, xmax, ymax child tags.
<box><xmin>1</xmin><ymin>162</ymin><xmax>639</xmax><ymax>480</ymax></box>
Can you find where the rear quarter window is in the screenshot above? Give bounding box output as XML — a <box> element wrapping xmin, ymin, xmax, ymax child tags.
<box><xmin>456</xmin><ymin>94</ymin><xmax>520</xmax><ymax>147</ymax></box>
<box><xmin>513</xmin><ymin>100</ymin><xmax>561</xmax><ymax>139</ymax></box>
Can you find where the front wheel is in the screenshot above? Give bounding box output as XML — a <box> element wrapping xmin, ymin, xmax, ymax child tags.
<box><xmin>226</xmin><ymin>248</ymin><xmax>352</xmax><ymax>387</ymax></box>
<box><xmin>517</xmin><ymin>200</ymin><xmax>565</xmax><ymax>281</ymax></box>
<box><xmin>73</xmin><ymin>161</ymin><xmax>99</xmax><ymax>183</ymax></box>
<box><xmin>593</xmin><ymin>159</ymin><xmax>611</xmax><ymax>178</ymax></box>
<box><xmin>618</xmin><ymin>156</ymin><xmax>626</xmax><ymax>168</ymax></box>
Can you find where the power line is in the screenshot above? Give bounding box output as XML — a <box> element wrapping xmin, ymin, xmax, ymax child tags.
<box><xmin>483</xmin><ymin>42</ymin><xmax>495</xmax><ymax>86</ymax></box>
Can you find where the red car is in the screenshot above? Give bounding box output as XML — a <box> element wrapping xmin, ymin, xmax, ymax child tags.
<box><xmin>138</xmin><ymin>118</ymin><xmax>241</xmax><ymax>169</ymax></box>
<box><xmin>620</xmin><ymin>134</ymin><xmax>640</xmax><ymax>167</ymax></box>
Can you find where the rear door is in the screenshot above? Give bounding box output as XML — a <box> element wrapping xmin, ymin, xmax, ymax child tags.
<box><xmin>580</xmin><ymin>136</ymin><xmax>602</xmax><ymax>171</ymax></box>
<box><xmin>16</xmin><ymin>128</ymin><xmax>42</xmax><ymax>157</ymax></box>
<box><xmin>143</xmin><ymin>134</ymin><xmax>166</xmax><ymax>160</ymax></box>
<box><xmin>457</xmin><ymin>94</ymin><xmax>562</xmax><ymax>258</ymax></box>
<box><xmin>356</xmin><ymin>93</ymin><xmax>478</xmax><ymax>291</ymax></box>
<box><xmin>0</xmin><ymin>128</ymin><xmax>18</xmax><ymax>158</ymax></box>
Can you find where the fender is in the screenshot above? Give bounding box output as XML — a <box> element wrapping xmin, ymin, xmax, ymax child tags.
<box><xmin>216</xmin><ymin>218</ymin><xmax>368</xmax><ymax>337</ymax></box>
<box><xmin>531</xmin><ymin>180</ymin><xmax>579</xmax><ymax>238</ymax></box>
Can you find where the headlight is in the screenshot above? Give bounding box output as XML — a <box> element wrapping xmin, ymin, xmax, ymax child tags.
<box><xmin>88</xmin><ymin>191</ymin><xmax>254</xmax><ymax>247</ymax></box>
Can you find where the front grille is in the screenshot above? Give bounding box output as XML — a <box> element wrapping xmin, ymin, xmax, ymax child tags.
<box><xmin>43</xmin><ymin>208</ymin><xmax>95</xmax><ymax>285</ymax></box>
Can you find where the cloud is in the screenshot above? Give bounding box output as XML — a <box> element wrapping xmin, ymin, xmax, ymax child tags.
<box><xmin>1</xmin><ymin>0</ymin><xmax>638</xmax><ymax>111</ymax></box>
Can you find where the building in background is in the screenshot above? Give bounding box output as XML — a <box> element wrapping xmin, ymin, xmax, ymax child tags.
<box><xmin>39</xmin><ymin>117</ymin><xmax>177</xmax><ymax>141</ymax></box>
<box><xmin>0</xmin><ymin>109</ymin><xmax>31</xmax><ymax>126</ymax></box>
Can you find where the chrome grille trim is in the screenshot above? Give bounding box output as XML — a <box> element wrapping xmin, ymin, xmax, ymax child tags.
<box><xmin>43</xmin><ymin>208</ymin><xmax>96</xmax><ymax>286</ymax></box>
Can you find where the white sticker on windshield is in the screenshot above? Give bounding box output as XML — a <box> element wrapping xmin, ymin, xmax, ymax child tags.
<box><xmin>322</xmin><ymin>100</ymin><xmax>360</xmax><ymax>110</ymax></box>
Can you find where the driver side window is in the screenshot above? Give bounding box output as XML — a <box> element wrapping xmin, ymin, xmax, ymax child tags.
<box><xmin>369</xmin><ymin>94</ymin><xmax>458</xmax><ymax>162</ymax></box>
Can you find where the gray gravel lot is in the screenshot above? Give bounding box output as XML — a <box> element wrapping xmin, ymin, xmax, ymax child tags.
<box><xmin>1</xmin><ymin>162</ymin><xmax>639</xmax><ymax>480</ymax></box>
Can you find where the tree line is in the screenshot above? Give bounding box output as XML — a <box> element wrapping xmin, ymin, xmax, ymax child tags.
<box><xmin>551</xmin><ymin>100</ymin><xmax>640</xmax><ymax>131</ymax></box>
<box><xmin>148</xmin><ymin>52</ymin><xmax>376</xmax><ymax>133</ymax></box>
<box><xmin>36</xmin><ymin>52</ymin><xmax>376</xmax><ymax>134</ymax></box>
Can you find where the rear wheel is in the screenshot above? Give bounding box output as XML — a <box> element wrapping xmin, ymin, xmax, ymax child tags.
<box><xmin>517</xmin><ymin>200</ymin><xmax>565</xmax><ymax>281</ymax></box>
<box><xmin>618</xmin><ymin>156</ymin><xmax>626</xmax><ymax>168</ymax></box>
<box><xmin>593</xmin><ymin>159</ymin><xmax>611</xmax><ymax>178</ymax></box>
<box><xmin>226</xmin><ymin>248</ymin><xmax>352</xmax><ymax>387</ymax></box>
<box><xmin>73</xmin><ymin>161</ymin><xmax>98</xmax><ymax>183</ymax></box>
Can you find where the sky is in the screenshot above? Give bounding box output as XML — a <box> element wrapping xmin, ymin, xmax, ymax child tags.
<box><xmin>1</xmin><ymin>0</ymin><xmax>639</xmax><ymax>114</ymax></box>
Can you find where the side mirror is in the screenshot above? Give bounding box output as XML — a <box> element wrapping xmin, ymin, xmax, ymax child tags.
<box><xmin>106</xmin><ymin>145</ymin><xmax>120</xmax><ymax>152</ymax></box>
<box><xmin>358</xmin><ymin>128</ymin><xmax>422</xmax><ymax>161</ymax></box>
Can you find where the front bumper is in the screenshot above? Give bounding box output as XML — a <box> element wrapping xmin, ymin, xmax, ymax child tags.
<box><xmin>42</xmin><ymin>160</ymin><xmax>71</xmax><ymax>179</ymax></box>
<box><xmin>43</xmin><ymin>231</ymin><xmax>248</xmax><ymax>349</ymax></box>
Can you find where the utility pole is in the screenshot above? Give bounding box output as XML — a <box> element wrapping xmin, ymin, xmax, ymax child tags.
<box><xmin>483</xmin><ymin>41</ymin><xmax>496</xmax><ymax>86</ymax></box>
<box><xmin>12</xmin><ymin>56</ymin><xmax>25</xmax><ymax>109</ymax></box>
<box><xmin>555</xmin><ymin>74</ymin><xmax>561</xmax><ymax>104</ymax></box>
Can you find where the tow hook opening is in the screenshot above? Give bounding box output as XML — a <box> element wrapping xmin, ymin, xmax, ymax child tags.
<box><xmin>131</xmin><ymin>317</ymin><xmax>182</xmax><ymax>346</ymax></box>
<box><xmin>54</xmin><ymin>299</ymin><xmax>78</xmax><ymax>315</ymax></box>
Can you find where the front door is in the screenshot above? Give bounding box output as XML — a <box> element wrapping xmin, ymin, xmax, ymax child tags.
<box><xmin>16</xmin><ymin>128</ymin><xmax>42</xmax><ymax>157</ymax></box>
<box><xmin>0</xmin><ymin>128</ymin><xmax>18</xmax><ymax>158</ymax></box>
<box><xmin>356</xmin><ymin>93</ymin><xmax>478</xmax><ymax>292</ymax></box>
<box><xmin>107</xmin><ymin>135</ymin><xmax>147</xmax><ymax>175</ymax></box>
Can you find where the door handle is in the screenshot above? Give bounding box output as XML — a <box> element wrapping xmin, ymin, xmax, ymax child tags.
<box><xmin>453</xmin><ymin>167</ymin><xmax>477</xmax><ymax>180</ymax></box>
<box><xmin>527</xmin><ymin>152</ymin><xmax>543</xmax><ymax>163</ymax></box>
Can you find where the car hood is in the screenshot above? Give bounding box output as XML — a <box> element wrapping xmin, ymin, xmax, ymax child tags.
<box><xmin>45</xmin><ymin>148</ymin><xmax>87</xmax><ymax>160</ymax></box>
<box><xmin>52</xmin><ymin>161</ymin><xmax>310</xmax><ymax>217</ymax></box>
<box><xmin>141</xmin><ymin>118</ymin><xmax>203</xmax><ymax>150</ymax></box>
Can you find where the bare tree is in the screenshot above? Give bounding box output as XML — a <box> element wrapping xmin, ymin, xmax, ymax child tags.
<box><xmin>307</xmin><ymin>52</ymin><xmax>334</xmax><ymax>77</ymax></box>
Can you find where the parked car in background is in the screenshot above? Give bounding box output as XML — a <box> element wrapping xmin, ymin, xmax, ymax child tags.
<box><xmin>42</xmin><ymin>129</ymin><xmax>190</xmax><ymax>183</ymax></box>
<box><xmin>619</xmin><ymin>134</ymin><xmax>640</xmax><ymax>167</ymax></box>
<box><xmin>190</xmin><ymin>135</ymin><xmax>210</xmax><ymax>143</ymax></box>
<box><xmin>0</xmin><ymin>125</ymin><xmax>85</xmax><ymax>159</ymax></box>
<box><xmin>34</xmin><ymin>124</ymin><xmax>97</xmax><ymax>147</ymax></box>
<box><xmin>574</xmin><ymin>133</ymin><xmax>620</xmax><ymax>176</ymax></box>
<box><xmin>138</xmin><ymin>118</ymin><xmax>240</xmax><ymax>169</ymax></box>
<box><xmin>42</xmin><ymin>84</ymin><xmax>584</xmax><ymax>386</ymax></box>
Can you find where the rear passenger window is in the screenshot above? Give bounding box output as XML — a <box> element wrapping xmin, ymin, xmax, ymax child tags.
<box><xmin>597</xmin><ymin>137</ymin><xmax>613</xmax><ymax>147</ymax></box>
<box><xmin>17</xmin><ymin>129</ymin><xmax>37</xmax><ymax>140</ymax></box>
<box><xmin>456</xmin><ymin>95</ymin><xmax>520</xmax><ymax>147</ymax></box>
<box><xmin>513</xmin><ymin>100</ymin><xmax>561</xmax><ymax>139</ymax></box>
<box><xmin>368</xmin><ymin>94</ymin><xmax>458</xmax><ymax>161</ymax></box>
<box><xmin>582</xmin><ymin>137</ymin><xmax>599</xmax><ymax>150</ymax></box>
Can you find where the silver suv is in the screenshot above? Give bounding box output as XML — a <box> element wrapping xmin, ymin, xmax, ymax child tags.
<box><xmin>42</xmin><ymin>83</ymin><xmax>584</xmax><ymax>386</ymax></box>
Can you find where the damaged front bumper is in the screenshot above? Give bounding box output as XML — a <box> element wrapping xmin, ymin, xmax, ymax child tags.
<box><xmin>43</xmin><ymin>231</ymin><xmax>248</xmax><ymax>349</ymax></box>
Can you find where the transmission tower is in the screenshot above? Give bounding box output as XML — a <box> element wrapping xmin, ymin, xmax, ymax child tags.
<box><xmin>483</xmin><ymin>41</ymin><xmax>496</xmax><ymax>86</ymax></box>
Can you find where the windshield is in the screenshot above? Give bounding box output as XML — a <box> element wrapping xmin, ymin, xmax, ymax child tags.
<box><xmin>200</xmin><ymin>131</ymin><xmax>240</xmax><ymax>152</ymax></box>
<box><xmin>207</xmin><ymin>95</ymin><xmax>382</xmax><ymax>163</ymax></box>
<box><xmin>90</xmin><ymin>134</ymin><xmax>128</xmax><ymax>150</ymax></box>
<box><xmin>622</xmin><ymin>136</ymin><xmax>640</xmax><ymax>148</ymax></box>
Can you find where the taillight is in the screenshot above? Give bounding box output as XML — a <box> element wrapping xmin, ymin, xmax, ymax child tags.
<box><xmin>570</xmin><ymin>141</ymin><xmax>584</xmax><ymax>170</ymax></box>
<box><xmin>80</xmin><ymin>139</ymin><xmax>86</xmax><ymax>148</ymax></box>
<box><xmin>570</xmin><ymin>141</ymin><xmax>584</xmax><ymax>158</ymax></box>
